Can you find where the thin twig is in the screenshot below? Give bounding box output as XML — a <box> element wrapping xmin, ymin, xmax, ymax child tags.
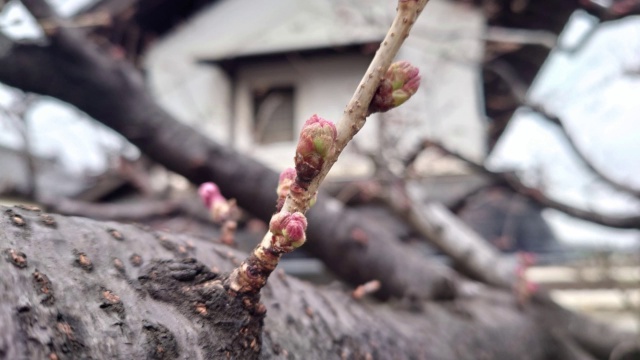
<box><xmin>483</xmin><ymin>60</ymin><xmax>640</xmax><ymax>199</ymax></box>
<box><xmin>281</xmin><ymin>0</ymin><xmax>429</xmax><ymax>214</ymax></box>
<box><xmin>523</xmin><ymin>103</ymin><xmax>640</xmax><ymax>199</ymax></box>
<box><xmin>423</xmin><ymin>140</ymin><xmax>640</xmax><ymax>229</ymax></box>
<box><xmin>228</xmin><ymin>0</ymin><xmax>431</xmax><ymax>294</ymax></box>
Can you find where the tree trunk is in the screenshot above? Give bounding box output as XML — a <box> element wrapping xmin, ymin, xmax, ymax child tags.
<box><xmin>3</xmin><ymin>205</ymin><xmax>633</xmax><ymax>360</ymax></box>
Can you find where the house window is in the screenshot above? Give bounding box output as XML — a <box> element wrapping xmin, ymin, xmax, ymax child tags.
<box><xmin>252</xmin><ymin>86</ymin><xmax>295</xmax><ymax>145</ymax></box>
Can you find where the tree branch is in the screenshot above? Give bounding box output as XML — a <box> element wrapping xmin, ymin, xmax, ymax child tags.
<box><xmin>0</xmin><ymin>2</ymin><xmax>635</xmax><ymax>358</ymax></box>
<box><xmin>383</xmin><ymin>192</ymin><xmax>516</xmax><ymax>288</ymax></box>
<box><xmin>229</xmin><ymin>0</ymin><xmax>431</xmax><ymax>295</ymax></box>
<box><xmin>485</xmin><ymin>26</ymin><xmax>557</xmax><ymax>49</ymax></box>
<box><xmin>484</xmin><ymin>59</ymin><xmax>640</xmax><ymax>199</ymax></box>
<box><xmin>524</xmin><ymin>103</ymin><xmax>640</xmax><ymax>199</ymax></box>
<box><xmin>421</xmin><ymin>140</ymin><xmax>640</xmax><ymax>229</ymax></box>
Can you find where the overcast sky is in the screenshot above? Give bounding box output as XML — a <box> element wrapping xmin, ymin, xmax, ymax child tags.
<box><xmin>0</xmin><ymin>2</ymin><xmax>638</xmax><ymax>246</ymax></box>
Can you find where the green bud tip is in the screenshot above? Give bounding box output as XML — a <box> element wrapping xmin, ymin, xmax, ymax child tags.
<box><xmin>295</xmin><ymin>114</ymin><xmax>337</xmax><ymax>182</ymax></box>
<box><xmin>269</xmin><ymin>211</ymin><xmax>307</xmax><ymax>247</ymax></box>
<box><xmin>370</xmin><ymin>61</ymin><xmax>421</xmax><ymax>113</ymax></box>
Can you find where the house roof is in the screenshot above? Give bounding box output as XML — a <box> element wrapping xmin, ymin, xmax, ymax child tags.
<box><xmin>201</xmin><ymin>41</ymin><xmax>381</xmax><ymax>73</ymax></box>
<box><xmin>147</xmin><ymin>0</ymin><xmax>392</xmax><ymax>64</ymax></box>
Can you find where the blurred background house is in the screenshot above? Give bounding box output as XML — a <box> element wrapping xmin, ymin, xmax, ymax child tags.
<box><xmin>142</xmin><ymin>0</ymin><xmax>486</xmax><ymax>175</ymax></box>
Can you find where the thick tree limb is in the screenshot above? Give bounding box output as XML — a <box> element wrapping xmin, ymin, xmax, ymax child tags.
<box><xmin>0</xmin><ymin>0</ymin><xmax>457</xmax><ymax>300</ymax></box>
<box><xmin>387</xmin><ymin>193</ymin><xmax>515</xmax><ymax>287</ymax></box>
<box><xmin>37</xmin><ymin>196</ymin><xmax>208</xmax><ymax>222</ymax></box>
<box><xmin>422</xmin><ymin>140</ymin><xmax>640</xmax><ymax>229</ymax></box>
<box><xmin>0</xmin><ymin>205</ymin><xmax>635</xmax><ymax>359</ymax></box>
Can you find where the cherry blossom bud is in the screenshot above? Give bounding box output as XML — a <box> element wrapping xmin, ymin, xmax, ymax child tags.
<box><xmin>370</xmin><ymin>61</ymin><xmax>421</xmax><ymax>113</ymax></box>
<box><xmin>199</xmin><ymin>182</ymin><xmax>223</xmax><ymax>208</ymax></box>
<box><xmin>269</xmin><ymin>211</ymin><xmax>308</xmax><ymax>248</ymax></box>
<box><xmin>269</xmin><ymin>212</ymin><xmax>288</xmax><ymax>235</ymax></box>
<box><xmin>198</xmin><ymin>182</ymin><xmax>231</xmax><ymax>222</ymax></box>
<box><xmin>295</xmin><ymin>115</ymin><xmax>337</xmax><ymax>183</ymax></box>
<box><xmin>282</xmin><ymin>212</ymin><xmax>307</xmax><ymax>248</ymax></box>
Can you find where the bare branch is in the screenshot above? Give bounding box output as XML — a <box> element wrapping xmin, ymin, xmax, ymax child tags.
<box><xmin>37</xmin><ymin>196</ymin><xmax>191</xmax><ymax>221</ymax></box>
<box><xmin>228</xmin><ymin>0</ymin><xmax>431</xmax><ymax>295</ymax></box>
<box><xmin>485</xmin><ymin>26</ymin><xmax>557</xmax><ymax>49</ymax></box>
<box><xmin>485</xmin><ymin>60</ymin><xmax>640</xmax><ymax>199</ymax></box>
<box><xmin>524</xmin><ymin>103</ymin><xmax>640</xmax><ymax>199</ymax></box>
<box><xmin>423</xmin><ymin>140</ymin><xmax>640</xmax><ymax>229</ymax></box>
<box><xmin>381</xmin><ymin>189</ymin><xmax>515</xmax><ymax>288</ymax></box>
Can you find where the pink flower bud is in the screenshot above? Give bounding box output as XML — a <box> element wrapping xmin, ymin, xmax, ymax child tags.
<box><xmin>269</xmin><ymin>212</ymin><xmax>289</xmax><ymax>235</ymax></box>
<box><xmin>295</xmin><ymin>115</ymin><xmax>337</xmax><ymax>183</ymax></box>
<box><xmin>268</xmin><ymin>211</ymin><xmax>307</xmax><ymax>248</ymax></box>
<box><xmin>199</xmin><ymin>182</ymin><xmax>232</xmax><ymax>222</ymax></box>
<box><xmin>282</xmin><ymin>212</ymin><xmax>307</xmax><ymax>247</ymax></box>
<box><xmin>199</xmin><ymin>182</ymin><xmax>224</xmax><ymax>208</ymax></box>
<box><xmin>370</xmin><ymin>61</ymin><xmax>421</xmax><ymax>113</ymax></box>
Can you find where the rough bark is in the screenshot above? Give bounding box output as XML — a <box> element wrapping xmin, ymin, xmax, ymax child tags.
<box><xmin>0</xmin><ymin>205</ymin><xmax>634</xmax><ymax>359</ymax></box>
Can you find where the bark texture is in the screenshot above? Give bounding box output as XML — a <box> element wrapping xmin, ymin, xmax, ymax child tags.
<box><xmin>1</xmin><ymin>205</ymin><xmax>630</xmax><ymax>360</ymax></box>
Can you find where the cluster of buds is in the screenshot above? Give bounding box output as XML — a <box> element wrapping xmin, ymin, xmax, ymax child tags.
<box><xmin>229</xmin><ymin>211</ymin><xmax>309</xmax><ymax>293</ymax></box>
<box><xmin>229</xmin><ymin>62</ymin><xmax>421</xmax><ymax>295</ymax></box>
<box><xmin>294</xmin><ymin>115</ymin><xmax>337</xmax><ymax>185</ymax></box>
<box><xmin>268</xmin><ymin>211</ymin><xmax>307</xmax><ymax>251</ymax></box>
<box><xmin>369</xmin><ymin>61</ymin><xmax>421</xmax><ymax>114</ymax></box>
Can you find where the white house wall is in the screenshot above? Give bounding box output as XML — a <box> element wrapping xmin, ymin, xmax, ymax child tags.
<box><xmin>144</xmin><ymin>0</ymin><xmax>486</xmax><ymax>176</ymax></box>
<box><xmin>396</xmin><ymin>0</ymin><xmax>487</xmax><ymax>164</ymax></box>
<box><xmin>145</xmin><ymin>58</ymin><xmax>232</xmax><ymax>145</ymax></box>
<box><xmin>234</xmin><ymin>54</ymin><xmax>378</xmax><ymax>174</ymax></box>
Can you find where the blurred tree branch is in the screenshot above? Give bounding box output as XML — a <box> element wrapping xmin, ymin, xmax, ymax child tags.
<box><xmin>417</xmin><ymin>139</ymin><xmax>640</xmax><ymax>229</ymax></box>
<box><xmin>488</xmin><ymin>57</ymin><xmax>640</xmax><ymax>199</ymax></box>
<box><xmin>523</xmin><ymin>103</ymin><xmax>640</xmax><ymax>199</ymax></box>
